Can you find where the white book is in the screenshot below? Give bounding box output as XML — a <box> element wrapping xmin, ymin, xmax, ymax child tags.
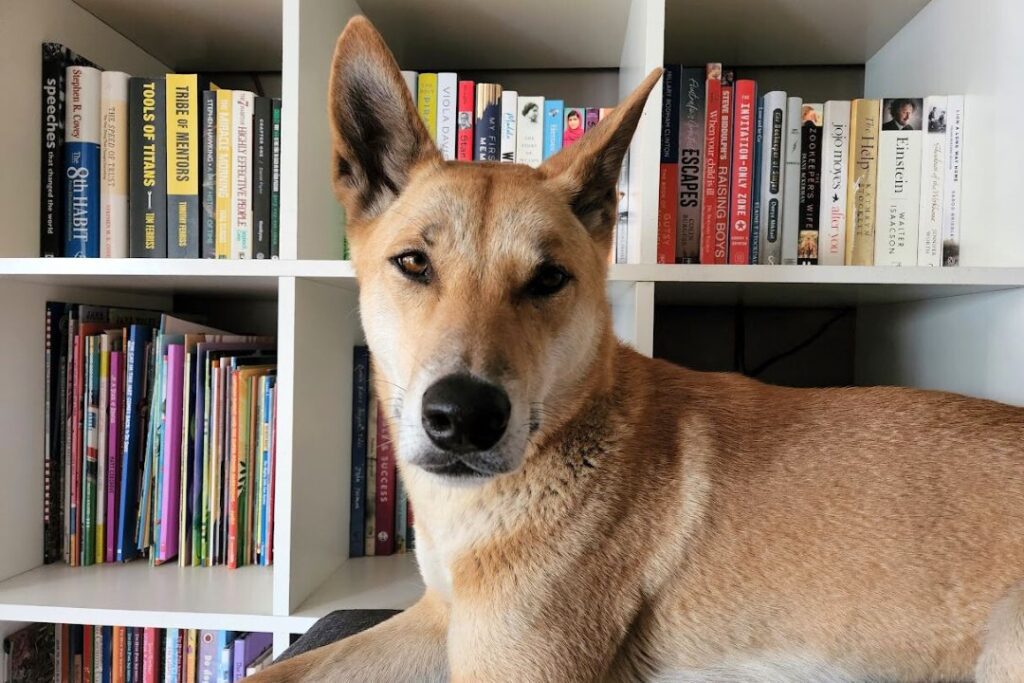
<box><xmin>230</xmin><ymin>91</ymin><xmax>254</xmax><ymax>259</ymax></box>
<box><xmin>874</xmin><ymin>98</ymin><xmax>923</xmax><ymax>266</ymax></box>
<box><xmin>515</xmin><ymin>96</ymin><xmax>544</xmax><ymax>167</ymax></box>
<box><xmin>400</xmin><ymin>70</ymin><xmax>418</xmax><ymax>100</ymax></box>
<box><xmin>780</xmin><ymin>96</ymin><xmax>802</xmax><ymax>264</ymax></box>
<box><xmin>917</xmin><ymin>96</ymin><xmax>948</xmax><ymax>267</ymax></box>
<box><xmin>616</xmin><ymin>149</ymin><xmax>630</xmax><ymax>263</ymax></box>
<box><xmin>942</xmin><ymin>95</ymin><xmax>964</xmax><ymax>266</ymax></box>
<box><xmin>100</xmin><ymin>71</ymin><xmax>129</xmax><ymax>258</ymax></box>
<box><xmin>500</xmin><ymin>90</ymin><xmax>518</xmax><ymax>163</ymax></box>
<box><xmin>757</xmin><ymin>91</ymin><xmax>787</xmax><ymax>264</ymax></box>
<box><xmin>436</xmin><ymin>72</ymin><xmax>457</xmax><ymax>160</ymax></box>
<box><xmin>817</xmin><ymin>100</ymin><xmax>851</xmax><ymax>266</ymax></box>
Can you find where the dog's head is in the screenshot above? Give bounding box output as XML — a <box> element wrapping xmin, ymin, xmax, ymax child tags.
<box><xmin>329</xmin><ymin>17</ymin><xmax>659</xmax><ymax>484</ymax></box>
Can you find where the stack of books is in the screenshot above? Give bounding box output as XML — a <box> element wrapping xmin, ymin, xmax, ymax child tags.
<box><xmin>43</xmin><ymin>303</ymin><xmax>277</xmax><ymax>570</ymax></box>
<box><xmin>656</xmin><ymin>64</ymin><xmax>966</xmax><ymax>266</ymax></box>
<box><xmin>40</xmin><ymin>43</ymin><xmax>281</xmax><ymax>259</ymax></box>
<box><xmin>3</xmin><ymin>623</ymin><xmax>273</xmax><ymax>682</ymax></box>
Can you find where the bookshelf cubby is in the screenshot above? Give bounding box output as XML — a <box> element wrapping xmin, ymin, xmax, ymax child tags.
<box><xmin>1</xmin><ymin>0</ymin><xmax>1022</xmax><ymax>660</ymax></box>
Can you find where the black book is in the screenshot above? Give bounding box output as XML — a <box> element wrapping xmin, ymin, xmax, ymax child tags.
<box><xmin>252</xmin><ymin>96</ymin><xmax>272</xmax><ymax>259</ymax></box>
<box><xmin>201</xmin><ymin>90</ymin><xmax>217</xmax><ymax>258</ymax></box>
<box><xmin>43</xmin><ymin>302</ymin><xmax>67</xmax><ymax>564</ymax></box>
<box><xmin>798</xmin><ymin>106</ymin><xmax>823</xmax><ymax>265</ymax></box>
<box><xmin>270</xmin><ymin>99</ymin><xmax>282</xmax><ymax>258</ymax></box>
<box><xmin>129</xmin><ymin>77</ymin><xmax>167</xmax><ymax>257</ymax></box>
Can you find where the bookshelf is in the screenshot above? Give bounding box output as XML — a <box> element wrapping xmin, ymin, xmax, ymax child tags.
<box><xmin>0</xmin><ymin>0</ymin><xmax>1022</xmax><ymax>661</ymax></box>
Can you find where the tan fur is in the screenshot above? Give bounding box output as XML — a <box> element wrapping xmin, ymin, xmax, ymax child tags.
<box><xmin>246</xmin><ymin>17</ymin><xmax>1024</xmax><ymax>683</ymax></box>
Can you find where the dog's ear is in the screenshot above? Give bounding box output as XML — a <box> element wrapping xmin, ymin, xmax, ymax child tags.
<box><xmin>539</xmin><ymin>68</ymin><xmax>662</xmax><ymax>240</ymax></box>
<box><xmin>328</xmin><ymin>16</ymin><xmax>440</xmax><ymax>224</ymax></box>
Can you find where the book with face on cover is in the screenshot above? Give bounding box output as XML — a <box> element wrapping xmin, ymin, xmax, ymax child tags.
<box><xmin>874</xmin><ymin>97</ymin><xmax>923</xmax><ymax>266</ymax></box>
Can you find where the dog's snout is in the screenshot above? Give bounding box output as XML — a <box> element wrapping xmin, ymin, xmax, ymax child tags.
<box><xmin>421</xmin><ymin>374</ymin><xmax>511</xmax><ymax>453</ymax></box>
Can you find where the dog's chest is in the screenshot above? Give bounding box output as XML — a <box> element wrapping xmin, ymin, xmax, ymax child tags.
<box><xmin>413</xmin><ymin>510</ymin><xmax>501</xmax><ymax>603</ymax></box>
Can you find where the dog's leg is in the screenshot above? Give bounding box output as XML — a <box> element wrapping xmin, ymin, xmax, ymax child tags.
<box><xmin>976</xmin><ymin>581</ymin><xmax>1024</xmax><ymax>683</ymax></box>
<box><xmin>244</xmin><ymin>590</ymin><xmax>449</xmax><ymax>683</ymax></box>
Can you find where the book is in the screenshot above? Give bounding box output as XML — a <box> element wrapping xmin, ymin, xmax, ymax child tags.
<box><xmin>874</xmin><ymin>98</ymin><xmax>923</xmax><ymax>266</ymax></box>
<box><xmin>798</xmin><ymin>103</ymin><xmax>823</xmax><ymax>265</ymax></box>
<box><xmin>375</xmin><ymin>406</ymin><xmax>396</xmax><ymax>556</ymax></box>
<box><xmin>350</xmin><ymin>346</ymin><xmax>370</xmax><ymax>558</ymax></box>
<box><xmin>84</xmin><ymin>334</ymin><xmax>99</xmax><ymax>565</ymax></box>
<box><xmin>365</xmin><ymin>394</ymin><xmax>378</xmax><ymax>556</ymax></box>
<box><xmin>436</xmin><ymin>72</ymin><xmax>458</xmax><ymax>160</ymax></box>
<box><xmin>943</xmin><ymin>95</ymin><xmax>964</xmax><ymax>266</ymax></box>
<box><xmin>456</xmin><ymin>81</ymin><xmax>475</xmax><ymax>161</ymax></box>
<box><xmin>158</xmin><ymin>343</ymin><xmax>186</xmax><ymax>562</ymax></box>
<box><xmin>818</xmin><ymin>100</ymin><xmax>851</xmax><ymax>266</ymax></box>
<box><xmin>3</xmin><ymin>623</ymin><xmax>54</xmax><ymax>682</ymax></box>
<box><xmin>100</xmin><ymin>71</ymin><xmax>130</xmax><ymax>258</ymax></box>
<box><xmin>116</xmin><ymin>324</ymin><xmax>150</xmax><ymax>562</ymax></box>
<box><xmin>417</xmin><ymin>73</ymin><xmax>438</xmax><ymax>142</ymax></box>
<box><xmin>585</xmin><ymin>107</ymin><xmax>600</xmax><ymax>131</ymax></box>
<box><xmin>699</xmin><ymin>64</ymin><xmax>723</xmax><ymax>264</ymax></box>
<box><xmin>129</xmin><ymin>77</ymin><xmax>167</xmax><ymax>258</ymax></box>
<box><xmin>165</xmin><ymin>629</ymin><xmax>180</xmax><ymax>683</ymax></box>
<box><xmin>44</xmin><ymin>302</ymin><xmax>66</xmax><ymax>564</ymax></box>
<box><xmin>143</xmin><ymin>628</ymin><xmax>158</xmax><ymax>682</ymax></box>
<box><xmin>400</xmin><ymin>70</ymin><xmax>418</xmax><ymax>99</ymax></box>
<box><xmin>749</xmin><ymin>95</ymin><xmax>765</xmax><ymax>264</ymax></box>
<box><xmin>917</xmin><ymin>96</ymin><xmax>947</xmax><ymax>267</ymax></box>
<box><xmin>728</xmin><ymin>80</ymin><xmax>757</xmax><ymax>264</ymax></box>
<box><xmin>231</xmin><ymin>633</ymin><xmax>272</xmax><ymax>682</ymax></box>
<box><xmin>677</xmin><ymin>67</ymin><xmax>705</xmax><ymax>264</ymax></box>
<box><xmin>395</xmin><ymin>470</ymin><xmax>408</xmax><ymax>552</ymax></box>
<box><xmin>756</xmin><ymin>92</ymin><xmax>789</xmax><ymax>265</ymax></box>
<box><xmin>500</xmin><ymin>90</ymin><xmax>518</xmax><ymax>162</ymax></box>
<box><xmin>201</xmin><ymin>91</ymin><xmax>217</xmax><ymax>258</ymax></box>
<box><xmin>779</xmin><ymin>96</ymin><xmax>802</xmax><ymax>264</ymax></box>
<box><xmin>166</xmin><ymin>74</ymin><xmax>200</xmax><ymax>258</ymax></box>
<box><xmin>96</xmin><ymin>332</ymin><xmax>111</xmax><ymax>563</ymax></box>
<box><xmin>252</xmin><ymin>97</ymin><xmax>272</xmax><ymax>259</ymax></box>
<box><xmin>215</xmin><ymin>89</ymin><xmax>233</xmax><ymax>258</ymax></box>
<box><xmin>270</xmin><ymin>99</ymin><xmax>282</xmax><ymax>258</ymax></box>
<box><xmin>230</xmin><ymin>91</ymin><xmax>254</xmax><ymax>259</ymax></box>
<box><xmin>657</xmin><ymin>65</ymin><xmax>679</xmax><ymax>264</ymax></box>
<box><xmin>475</xmin><ymin>84</ymin><xmax>502</xmax><ymax>161</ymax></box>
<box><xmin>542</xmin><ymin>99</ymin><xmax>563</xmax><ymax>160</ymax></box>
<box><xmin>515</xmin><ymin>96</ymin><xmax>544</xmax><ymax>167</ymax></box>
<box><xmin>65</xmin><ymin>65</ymin><xmax>102</xmax><ymax>258</ymax></box>
<box><xmin>844</xmin><ymin>99</ymin><xmax>881</xmax><ymax>265</ymax></box>
<box><xmin>711</xmin><ymin>73</ymin><xmax>735</xmax><ymax>264</ymax></box>
<box><xmin>107</xmin><ymin>347</ymin><xmax>123</xmax><ymax>562</ymax></box>
<box><xmin>563</xmin><ymin>107</ymin><xmax>586</xmax><ymax>148</ymax></box>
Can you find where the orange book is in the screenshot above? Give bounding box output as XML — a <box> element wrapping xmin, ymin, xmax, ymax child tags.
<box><xmin>112</xmin><ymin>626</ymin><xmax>125</xmax><ymax>683</ymax></box>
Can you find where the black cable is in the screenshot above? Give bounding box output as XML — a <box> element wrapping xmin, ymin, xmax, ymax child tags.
<box><xmin>748</xmin><ymin>309</ymin><xmax>850</xmax><ymax>378</ymax></box>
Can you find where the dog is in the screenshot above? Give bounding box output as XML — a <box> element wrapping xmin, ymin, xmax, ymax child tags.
<box><xmin>247</xmin><ymin>16</ymin><xmax>1024</xmax><ymax>683</ymax></box>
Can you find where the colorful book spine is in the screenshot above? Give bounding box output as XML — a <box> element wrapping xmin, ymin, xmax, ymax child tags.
<box><xmin>252</xmin><ymin>97</ymin><xmax>272</xmax><ymax>259</ymax></box>
<box><xmin>677</xmin><ymin>67</ymin><xmax>705</xmax><ymax>263</ymax></box>
<box><xmin>201</xmin><ymin>91</ymin><xmax>218</xmax><ymax>258</ymax></box>
<box><xmin>475</xmin><ymin>84</ymin><xmax>502</xmax><ymax>161</ymax></box>
<box><xmin>270</xmin><ymin>99</ymin><xmax>282</xmax><ymax>258</ymax></box>
<box><xmin>699</xmin><ymin>64</ymin><xmax>723</xmax><ymax>264</ymax></box>
<box><xmin>942</xmin><ymin>95</ymin><xmax>964</xmax><ymax>266</ymax></box>
<box><xmin>364</xmin><ymin>395</ymin><xmax>377</xmax><ymax>556</ymax></box>
<box><xmin>874</xmin><ymin>98</ymin><xmax>922</xmax><ymax>266</ymax></box>
<box><xmin>728</xmin><ymin>80</ymin><xmax>757</xmax><ymax>264</ymax></box>
<box><xmin>515</xmin><ymin>96</ymin><xmax>544</xmax><ymax>167</ymax></box>
<box><xmin>166</xmin><ymin>74</ymin><xmax>200</xmax><ymax>258</ymax></box>
<box><xmin>749</xmin><ymin>95</ymin><xmax>764</xmax><ymax>264</ymax></box>
<box><xmin>542</xmin><ymin>99</ymin><xmax>563</xmax><ymax>160</ymax></box>
<box><xmin>584</xmin><ymin>107</ymin><xmax>600</xmax><ymax>131</ymax></box>
<box><xmin>711</xmin><ymin>74</ymin><xmax>734</xmax><ymax>264</ymax></box>
<box><xmin>798</xmin><ymin>103</ymin><xmax>823</xmax><ymax>265</ymax></box>
<box><xmin>456</xmin><ymin>81</ymin><xmax>475</xmax><ymax>161</ymax></box>
<box><xmin>230</xmin><ymin>91</ymin><xmax>254</xmax><ymax>259</ymax></box>
<box><xmin>436</xmin><ymin>72</ymin><xmax>458</xmax><ymax>160</ymax></box>
<box><xmin>96</xmin><ymin>334</ymin><xmax>110</xmax><ymax>564</ymax></box>
<box><xmin>417</xmin><ymin>73</ymin><xmax>438</xmax><ymax>142</ymax></box>
<box><xmin>563</xmin><ymin>107</ymin><xmax>585</xmax><ymax>148</ymax></box>
<box><xmin>374</xmin><ymin>407</ymin><xmax>396</xmax><ymax>556</ymax></box>
<box><xmin>117</xmin><ymin>325</ymin><xmax>150</xmax><ymax>562</ymax></box>
<box><xmin>215</xmin><ymin>90</ymin><xmax>233</xmax><ymax>258</ymax></box>
<box><xmin>128</xmin><ymin>77</ymin><xmax>167</xmax><ymax>257</ymax></box>
<box><xmin>844</xmin><ymin>99</ymin><xmax>881</xmax><ymax>265</ymax></box>
<box><xmin>818</xmin><ymin>100</ymin><xmax>851</xmax><ymax>266</ymax></box>
<box><xmin>756</xmin><ymin>91</ymin><xmax>789</xmax><ymax>264</ymax></box>
<box><xmin>84</xmin><ymin>335</ymin><xmax>99</xmax><ymax>565</ymax></box>
<box><xmin>917</xmin><ymin>95</ymin><xmax>947</xmax><ymax>267</ymax></box>
<box><xmin>166</xmin><ymin>629</ymin><xmax>180</xmax><ymax>683</ymax></box>
<box><xmin>143</xmin><ymin>628</ymin><xmax>157</xmax><ymax>683</ymax></box>
<box><xmin>657</xmin><ymin>64</ymin><xmax>680</xmax><ymax>264</ymax></box>
<box><xmin>349</xmin><ymin>346</ymin><xmax>370</xmax><ymax>558</ymax></box>
<box><xmin>106</xmin><ymin>349</ymin><xmax>122</xmax><ymax>563</ymax></box>
<box><xmin>65</xmin><ymin>65</ymin><xmax>102</xmax><ymax>258</ymax></box>
<box><xmin>500</xmin><ymin>90</ymin><xmax>518</xmax><ymax>163</ymax></box>
<box><xmin>158</xmin><ymin>344</ymin><xmax>185</xmax><ymax>562</ymax></box>
<box><xmin>199</xmin><ymin>631</ymin><xmax>218</xmax><ymax>683</ymax></box>
<box><xmin>780</xmin><ymin>96</ymin><xmax>802</xmax><ymax>264</ymax></box>
<box><xmin>100</xmin><ymin>72</ymin><xmax>130</xmax><ymax>258</ymax></box>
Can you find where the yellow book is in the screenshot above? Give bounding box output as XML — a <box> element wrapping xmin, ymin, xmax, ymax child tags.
<box><xmin>215</xmin><ymin>89</ymin><xmax>233</xmax><ymax>258</ymax></box>
<box><xmin>844</xmin><ymin>99</ymin><xmax>881</xmax><ymax>265</ymax></box>
<box><xmin>166</xmin><ymin>74</ymin><xmax>200</xmax><ymax>257</ymax></box>
<box><xmin>417</xmin><ymin>73</ymin><xmax>438</xmax><ymax>142</ymax></box>
<box><xmin>185</xmin><ymin>629</ymin><xmax>198</xmax><ymax>682</ymax></box>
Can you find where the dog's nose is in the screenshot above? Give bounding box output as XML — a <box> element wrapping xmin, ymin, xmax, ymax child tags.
<box><xmin>421</xmin><ymin>374</ymin><xmax>511</xmax><ymax>453</ymax></box>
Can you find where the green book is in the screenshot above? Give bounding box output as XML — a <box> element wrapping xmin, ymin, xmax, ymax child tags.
<box><xmin>83</xmin><ymin>335</ymin><xmax>100</xmax><ymax>566</ymax></box>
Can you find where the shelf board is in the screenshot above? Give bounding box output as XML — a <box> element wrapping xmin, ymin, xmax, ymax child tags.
<box><xmin>0</xmin><ymin>562</ymin><xmax>278</xmax><ymax>632</ymax></box>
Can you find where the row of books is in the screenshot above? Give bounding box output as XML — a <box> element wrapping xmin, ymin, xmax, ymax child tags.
<box><xmin>2</xmin><ymin>623</ymin><xmax>272</xmax><ymax>683</ymax></box>
<box><xmin>348</xmin><ymin>346</ymin><xmax>414</xmax><ymax>558</ymax></box>
<box><xmin>43</xmin><ymin>303</ymin><xmax>277</xmax><ymax>570</ymax></box>
<box><xmin>656</xmin><ymin>64</ymin><xmax>965</xmax><ymax>266</ymax></box>
<box><xmin>40</xmin><ymin>43</ymin><xmax>281</xmax><ymax>259</ymax></box>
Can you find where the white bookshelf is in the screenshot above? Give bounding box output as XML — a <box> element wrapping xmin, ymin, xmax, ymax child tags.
<box><xmin>1</xmin><ymin>0</ymin><xmax>1022</xmax><ymax>661</ymax></box>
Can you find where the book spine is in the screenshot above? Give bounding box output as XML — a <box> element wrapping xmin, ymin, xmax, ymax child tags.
<box><xmin>563</xmin><ymin>107</ymin><xmax>585</xmax><ymax>148</ymax></box>
<box><xmin>100</xmin><ymin>72</ymin><xmax>130</xmax><ymax>258</ymax></box>
<box><xmin>456</xmin><ymin>81</ymin><xmax>475</xmax><ymax>161</ymax></box>
<box><xmin>252</xmin><ymin>97</ymin><xmax>272</xmax><ymax>259</ymax></box>
<box><xmin>942</xmin><ymin>95</ymin><xmax>964</xmax><ymax>266</ymax></box>
<box><xmin>500</xmin><ymin>90</ymin><xmax>518</xmax><ymax>163</ymax></box>
<box><xmin>107</xmin><ymin>349</ymin><xmax>122</xmax><ymax>563</ymax></box>
<box><xmin>364</xmin><ymin>394</ymin><xmax>378</xmax><ymax>556</ymax></box>
<box><xmin>728</xmin><ymin>80</ymin><xmax>756</xmax><ymax>264</ymax></box>
<box><xmin>616</xmin><ymin>149</ymin><xmax>630</xmax><ymax>264</ymax></box>
<box><xmin>818</xmin><ymin>101</ymin><xmax>851</xmax><ymax>266</ymax></box>
<box><xmin>165</xmin><ymin>630</ymin><xmax>179</xmax><ymax>683</ymax></box>
<box><xmin>96</xmin><ymin>335</ymin><xmax>110</xmax><ymax>563</ymax></box>
<box><xmin>198</xmin><ymin>631</ymin><xmax>217</xmax><ymax>683</ymax></box>
<box><xmin>158</xmin><ymin>344</ymin><xmax>185</xmax><ymax>562</ymax></box>
<box><xmin>778</xmin><ymin>96</ymin><xmax>802</xmax><ymax>264</ymax></box>
<box><xmin>542</xmin><ymin>99</ymin><xmax>563</xmax><ymax>160</ymax></box>
<box><xmin>142</xmin><ymin>629</ymin><xmax>157</xmax><ymax>683</ymax></box>
<box><xmin>112</xmin><ymin>627</ymin><xmax>123</xmax><ymax>683</ymax></box>
<box><xmin>65</xmin><ymin>66</ymin><xmax>102</xmax><ymax>258</ymax></box>
<box><xmin>44</xmin><ymin>303</ymin><xmax>63</xmax><ymax>563</ymax></box>
<box><xmin>515</xmin><ymin>96</ymin><xmax>544</xmax><ymax>168</ymax></box>
<box><xmin>166</xmin><ymin>74</ymin><xmax>200</xmax><ymax>258</ymax></box>
<box><xmin>215</xmin><ymin>90</ymin><xmax>233</xmax><ymax>258</ymax></box>
<box><xmin>129</xmin><ymin>78</ymin><xmax>167</xmax><ymax>257</ymax></box>
<box><xmin>916</xmin><ymin>96</ymin><xmax>947</xmax><ymax>267</ymax></box>
<box><xmin>749</xmin><ymin>96</ymin><xmax>764</xmax><ymax>264</ymax></box>
<box><xmin>677</xmin><ymin>68</ymin><xmax>705</xmax><ymax>263</ymax></box>
<box><xmin>798</xmin><ymin>103</ymin><xmax>823</xmax><ymax>265</ymax></box>
<box><xmin>844</xmin><ymin>99</ymin><xmax>881</xmax><ymax>265</ymax></box>
<box><xmin>711</xmin><ymin>76</ymin><xmax>734</xmax><ymax>264</ymax></box>
<box><xmin>41</xmin><ymin>44</ymin><xmax>69</xmax><ymax>257</ymax></box>
<box><xmin>475</xmin><ymin>84</ymin><xmax>502</xmax><ymax>161</ymax></box>
<box><xmin>84</xmin><ymin>336</ymin><xmax>99</xmax><ymax>565</ymax></box>
<box><xmin>699</xmin><ymin>65</ymin><xmax>722</xmax><ymax>264</ymax></box>
<box><xmin>395</xmin><ymin>472</ymin><xmax>408</xmax><ymax>552</ymax></box>
<box><xmin>400</xmin><ymin>70</ymin><xmax>418</xmax><ymax>99</ymax></box>
<box><xmin>232</xmin><ymin>637</ymin><xmax>246</xmax><ymax>682</ymax></box>
<box><xmin>271</xmin><ymin>99</ymin><xmax>282</xmax><ymax>258</ymax></box>
<box><xmin>874</xmin><ymin>99</ymin><xmax>922</xmax><ymax>266</ymax></box>
<box><xmin>201</xmin><ymin>91</ymin><xmax>217</xmax><ymax>258</ymax></box>
<box><xmin>349</xmin><ymin>347</ymin><xmax>369</xmax><ymax>558</ymax></box>
<box><xmin>436</xmin><ymin>73</ymin><xmax>458</xmax><ymax>160</ymax></box>
<box><xmin>374</xmin><ymin>407</ymin><xmax>396</xmax><ymax>556</ymax></box>
<box><xmin>228</xmin><ymin>370</ymin><xmax>241</xmax><ymax>567</ymax></box>
<box><xmin>230</xmin><ymin>91</ymin><xmax>254</xmax><ymax>259</ymax></box>
<box><xmin>657</xmin><ymin>65</ymin><xmax>680</xmax><ymax>264</ymax></box>
<box><xmin>417</xmin><ymin>73</ymin><xmax>438</xmax><ymax>143</ymax></box>
<box><xmin>585</xmin><ymin>107</ymin><xmax>600</xmax><ymax>131</ymax></box>
<box><xmin>185</xmin><ymin>630</ymin><xmax>197</xmax><ymax>683</ymax></box>
<box><xmin>84</xmin><ymin>624</ymin><xmax>93</xmax><ymax>683</ymax></box>
<box><xmin>756</xmin><ymin>92</ymin><xmax>788</xmax><ymax>264</ymax></box>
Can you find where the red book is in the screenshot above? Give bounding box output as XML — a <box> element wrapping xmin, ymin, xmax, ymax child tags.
<box><xmin>699</xmin><ymin>65</ymin><xmax>723</xmax><ymax>264</ymax></box>
<box><xmin>657</xmin><ymin>65</ymin><xmax>679</xmax><ymax>264</ymax></box>
<box><xmin>83</xmin><ymin>625</ymin><xmax>93</xmax><ymax>683</ymax></box>
<box><xmin>374</xmin><ymin>406</ymin><xmax>396</xmax><ymax>555</ymax></box>
<box><xmin>728</xmin><ymin>80</ymin><xmax>757</xmax><ymax>264</ymax></box>
<box><xmin>456</xmin><ymin>81</ymin><xmax>475</xmax><ymax>161</ymax></box>
<box><xmin>143</xmin><ymin>628</ymin><xmax>158</xmax><ymax>683</ymax></box>
<box><xmin>712</xmin><ymin>75</ymin><xmax>735</xmax><ymax>264</ymax></box>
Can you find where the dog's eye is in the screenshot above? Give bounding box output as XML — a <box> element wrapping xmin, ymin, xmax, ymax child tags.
<box><xmin>392</xmin><ymin>251</ymin><xmax>432</xmax><ymax>283</ymax></box>
<box><xmin>526</xmin><ymin>264</ymin><xmax>572</xmax><ymax>298</ymax></box>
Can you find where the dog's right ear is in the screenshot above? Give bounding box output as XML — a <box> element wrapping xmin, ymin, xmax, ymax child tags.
<box><xmin>328</xmin><ymin>16</ymin><xmax>440</xmax><ymax>225</ymax></box>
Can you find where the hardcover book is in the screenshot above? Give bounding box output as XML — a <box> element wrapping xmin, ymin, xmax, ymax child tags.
<box><xmin>543</xmin><ymin>99</ymin><xmax>563</xmax><ymax>160</ymax></box>
<box><xmin>437</xmin><ymin>73</ymin><xmax>458</xmax><ymax>160</ymax></box>
<box><xmin>252</xmin><ymin>97</ymin><xmax>272</xmax><ymax>259</ymax></box>
<box><xmin>563</xmin><ymin>107</ymin><xmax>586</xmax><ymax>148</ymax></box>
<box><xmin>166</xmin><ymin>74</ymin><xmax>200</xmax><ymax>258</ymax></box>
<box><xmin>844</xmin><ymin>99</ymin><xmax>881</xmax><ymax>265</ymax></box>
<box><xmin>417</xmin><ymin>73</ymin><xmax>438</xmax><ymax>142</ymax></box>
<box><xmin>100</xmin><ymin>71</ymin><xmax>130</xmax><ymax>258</ymax></box>
<box><xmin>874</xmin><ymin>97</ymin><xmax>923</xmax><ymax>266</ymax></box>
<box><xmin>585</xmin><ymin>108</ymin><xmax>600</xmax><ymax>131</ymax></box>
<box><xmin>710</xmin><ymin>73</ymin><xmax>735</xmax><ymax>264</ymax></box>
<box><xmin>818</xmin><ymin>100</ymin><xmax>851</xmax><ymax>266</ymax></box>
<box><xmin>728</xmin><ymin>80</ymin><xmax>757</xmax><ymax>264</ymax></box>
<box><xmin>676</xmin><ymin>67</ymin><xmax>705</xmax><ymax>263</ymax></box>
<box><xmin>699</xmin><ymin>63</ymin><xmax>723</xmax><ymax>264</ymax></box>
<box><xmin>349</xmin><ymin>346</ymin><xmax>369</xmax><ymax>558</ymax></box>
<box><xmin>65</xmin><ymin>65</ymin><xmax>102</xmax><ymax>257</ymax></box>
<box><xmin>798</xmin><ymin>103</ymin><xmax>823</xmax><ymax>265</ymax></box>
<box><xmin>475</xmin><ymin>84</ymin><xmax>502</xmax><ymax>161</ymax></box>
<box><xmin>515</xmin><ymin>96</ymin><xmax>544</xmax><ymax>167</ymax></box>
<box><xmin>129</xmin><ymin>77</ymin><xmax>167</xmax><ymax>257</ymax></box>
<box><xmin>201</xmin><ymin>91</ymin><xmax>217</xmax><ymax>258</ymax></box>
<box><xmin>500</xmin><ymin>90</ymin><xmax>518</xmax><ymax>162</ymax></box>
<box><xmin>375</xmin><ymin>407</ymin><xmax>396</xmax><ymax>556</ymax></box>
<box><xmin>365</xmin><ymin>394</ymin><xmax>378</xmax><ymax>556</ymax></box>
<box><xmin>749</xmin><ymin>96</ymin><xmax>765</xmax><ymax>264</ymax></box>
<box><xmin>215</xmin><ymin>89</ymin><xmax>233</xmax><ymax>258</ymax></box>
<box><xmin>942</xmin><ymin>95</ymin><xmax>964</xmax><ymax>266</ymax></box>
<box><xmin>780</xmin><ymin>96</ymin><xmax>802</xmax><ymax>264</ymax></box>
<box><xmin>917</xmin><ymin>96</ymin><xmax>947</xmax><ymax>267</ymax></box>
<box><xmin>271</xmin><ymin>99</ymin><xmax>282</xmax><ymax>258</ymax></box>
<box><xmin>758</xmin><ymin>91</ymin><xmax>789</xmax><ymax>265</ymax></box>
<box><xmin>456</xmin><ymin>81</ymin><xmax>475</xmax><ymax>161</ymax></box>
<box><xmin>230</xmin><ymin>91</ymin><xmax>254</xmax><ymax>259</ymax></box>
<box><xmin>657</xmin><ymin>65</ymin><xmax>679</xmax><ymax>264</ymax></box>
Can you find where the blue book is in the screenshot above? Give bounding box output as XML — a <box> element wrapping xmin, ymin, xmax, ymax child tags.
<box><xmin>349</xmin><ymin>346</ymin><xmax>370</xmax><ymax>558</ymax></box>
<box><xmin>63</xmin><ymin>65</ymin><xmax>102</xmax><ymax>257</ymax></box>
<box><xmin>117</xmin><ymin>324</ymin><xmax>150</xmax><ymax>561</ymax></box>
<box><xmin>543</xmin><ymin>100</ymin><xmax>564</xmax><ymax>159</ymax></box>
<box><xmin>102</xmin><ymin>625</ymin><xmax>112</xmax><ymax>683</ymax></box>
<box><xmin>474</xmin><ymin>84</ymin><xmax>501</xmax><ymax>161</ymax></box>
<box><xmin>750</xmin><ymin>95</ymin><xmax>765</xmax><ymax>264</ymax></box>
<box><xmin>166</xmin><ymin>629</ymin><xmax>180</xmax><ymax>683</ymax></box>
<box><xmin>259</xmin><ymin>375</ymin><xmax>275</xmax><ymax>565</ymax></box>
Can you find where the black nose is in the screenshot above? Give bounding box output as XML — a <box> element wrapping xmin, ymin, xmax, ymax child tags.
<box><xmin>421</xmin><ymin>374</ymin><xmax>511</xmax><ymax>453</ymax></box>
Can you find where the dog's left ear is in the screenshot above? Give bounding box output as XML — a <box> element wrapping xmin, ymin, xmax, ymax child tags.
<box><xmin>539</xmin><ymin>68</ymin><xmax>663</xmax><ymax>240</ymax></box>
